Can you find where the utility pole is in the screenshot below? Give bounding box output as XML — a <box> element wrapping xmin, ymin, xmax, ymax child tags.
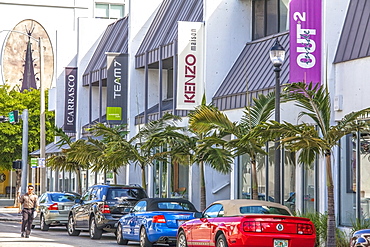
<box><xmin>39</xmin><ymin>37</ymin><xmax>46</xmax><ymax>194</ymax></box>
<box><xmin>21</xmin><ymin>109</ymin><xmax>29</xmax><ymax>195</ymax></box>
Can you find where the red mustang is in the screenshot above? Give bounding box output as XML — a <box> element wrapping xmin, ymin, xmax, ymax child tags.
<box><xmin>177</xmin><ymin>199</ymin><xmax>316</xmax><ymax>247</ymax></box>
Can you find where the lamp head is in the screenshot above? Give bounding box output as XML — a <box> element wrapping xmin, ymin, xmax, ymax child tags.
<box><xmin>270</xmin><ymin>38</ymin><xmax>285</xmax><ymax>68</ymax></box>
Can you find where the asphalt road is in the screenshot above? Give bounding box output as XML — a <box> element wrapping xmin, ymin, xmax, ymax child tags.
<box><xmin>0</xmin><ymin>220</ymin><xmax>140</xmax><ymax>247</ymax></box>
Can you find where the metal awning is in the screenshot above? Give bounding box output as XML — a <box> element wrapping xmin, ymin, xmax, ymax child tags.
<box><xmin>334</xmin><ymin>0</ymin><xmax>370</xmax><ymax>63</ymax></box>
<box><xmin>134</xmin><ymin>99</ymin><xmax>189</xmax><ymax>125</ymax></box>
<box><xmin>30</xmin><ymin>142</ymin><xmax>69</xmax><ymax>156</ymax></box>
<box><xmin>135</xmin><ymin>0</ymin><xmax>203</xmax><ymax>69</ymax></box>
<box><xmin>212</xmin><ymin>32</ymin><xmax>290</xmax><ymax>111</ymax></box>
<box><xmin>82</xmin><ymin>17</ymin><xmax>129</xmax><ymax>86</ymax></box>
<box><xmin>30</xmin><ymin>136</ymin><xmax>102</xmax><ymax>156</ymax></box>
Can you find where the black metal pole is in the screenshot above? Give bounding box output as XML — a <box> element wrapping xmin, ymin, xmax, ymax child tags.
<box><xmin>274</xmin><ymin>66</ymin><xmax>281</xmax><ymax>203</ymax></box>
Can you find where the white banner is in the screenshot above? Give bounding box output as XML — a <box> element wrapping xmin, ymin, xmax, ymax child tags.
<box><xmin>176</xmin><ymin>21</ymin><xmax>204</xmax><ymax>110</ymax></box>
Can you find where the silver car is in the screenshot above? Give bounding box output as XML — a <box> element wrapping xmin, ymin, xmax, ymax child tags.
<box><xmin>33</xmin><ymin>192</ymin><xmax>80</xmax><ymax>231</ymax></box>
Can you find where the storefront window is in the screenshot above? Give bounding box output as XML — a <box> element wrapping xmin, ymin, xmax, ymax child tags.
<box><xmin>339</xmin><ymin>133</ymin><xmax>370</xmax><ymax>226</ymax></box>
<box><xmin>303</xmin><ymin>166</ymin><xmax>315</xmax><ymax>212</ymax></box>
<box><xmin>154</xmin><ymin>152</ymin><xmax>189</xmax><ymax>199</ymax></box>
<box><xmin>238</xmin><ymin>142</ymin><xmax>275</xmax><ymax>202</ymax></box>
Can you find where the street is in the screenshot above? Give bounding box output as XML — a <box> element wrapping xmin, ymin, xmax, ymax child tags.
<box><xmin>0</xmin><ymin>220</ymin><xmax>139</xmax><ymax>247</ymax></box>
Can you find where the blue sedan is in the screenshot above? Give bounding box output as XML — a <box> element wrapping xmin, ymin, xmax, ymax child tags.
<box><xmin>116</xmin><ymin>198</ymin><xmax>198</xmax><ymax>246</ymax></box>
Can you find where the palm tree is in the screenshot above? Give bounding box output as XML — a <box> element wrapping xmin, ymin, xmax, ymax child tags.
<box><xmin>83</xmin><ymin>114</ymin><xmax>187</xmax><ymax>191</ymax></box>
<box><xmin>129</xmin><ymin>113</ymin><xmax>187</xmax><ymax>191</ymax></box>
<box><xmin>262</xmin><ymin>82</ymin><xmax>370</xmax><ymax>247</ymax></box>
<box><xmin>188</xmin><ymin>93</ymin><xmax>276</xmax><ymax>202</ymax></box>
<box><xmin>46</xmin><ymin>128</ymin><xmax>89</xmax><ymax>194</ymax></box>
<box><xmin>69</xmin><ymin>123</ymin><xmax>130</xmax><ymax>184</ymax></box>
<box><xmin>171</xmin><ymin>125</ymin><xmax>233</xmax><ymax>210</ymax></box>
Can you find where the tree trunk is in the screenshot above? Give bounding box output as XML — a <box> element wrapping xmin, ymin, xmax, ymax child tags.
<box><xmin>76</xmin><ymin>167</ymin><xmax>82</xmax><ymax>195</ymax></box>
<box><xmin>251</xmin><ymin>158</ymin><xmax>259</xmax><ymax>200</ymax></box>
<box><xmin>325</xmin><ymin>152</ymin><xmax>336</xmax><ymax>247</ymax></box>
<box><xmin>141</xmin><ymin>164</ymin><xmax>147</xmax><ymax>191</ymax></box>
<box><xmin>13</xmin><ymin>169</ymin><xmax>22</xmax><ymax>207</ymax></box>
<box><xmin>200</xmin><ymin>161</ymin><xmax>206</xmax><ymax>211</ymax></box>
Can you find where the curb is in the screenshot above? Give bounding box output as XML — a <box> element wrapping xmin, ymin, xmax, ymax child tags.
<box><xmin>0</xmin><ymin>217</ymin><xmax>21</xmax><ymax>222</ymax></box>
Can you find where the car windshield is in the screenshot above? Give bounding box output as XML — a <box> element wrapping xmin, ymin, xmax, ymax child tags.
<box><xmin>50</xmin><ymin>193</ymin><xmax>79</xmax><ymax>202</ymax></box>
<box><xmin>240</xmin><ymin>206</ymin><xmax>290</xmax><ymax>216</ymax></box>
<box><xmin>107</xmin><ymin>188</ymin><xmax>147</xmax><ymax>200</ymax></box>
<box><xmin>157</xmin><ymin>202</ymin><xmax>194</xmax><ymax>211</ymax></box>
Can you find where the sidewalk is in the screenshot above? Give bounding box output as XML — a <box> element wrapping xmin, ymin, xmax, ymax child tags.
<box><xmin>0</xmin><ymin>206</ymin><xmax>21</xmax><ymax>222</ymax></box>
<box><xmin>0</xmin><ymin>232</ymin><xmax>74</xmax><ymax>247</ymax></box>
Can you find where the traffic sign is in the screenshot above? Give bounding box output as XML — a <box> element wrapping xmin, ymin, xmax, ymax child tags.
<box><xmin>8</xmin><ymin>110</ymin><xmax>18</xmax><ymax>124</ymax></box>
<box><xmin>8</xmin><ymin>111</ymin><xmax>14</xmax><ymax>123</ymax></box>
<box><xmin>31</xmin><ymin>158</ymin><xmax>38</xmax><ymax>168</ymax></box>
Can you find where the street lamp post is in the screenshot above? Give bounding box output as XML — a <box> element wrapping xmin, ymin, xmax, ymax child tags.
<box><xmin>269</xmin><ymin>38</ymin><xmax>285</xmax><ymax>204</ymax></box>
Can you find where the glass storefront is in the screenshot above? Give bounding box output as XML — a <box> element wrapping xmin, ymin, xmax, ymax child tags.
<box><xmin>339</xmin><ymin>133</ymin><xmax>370</xmax><ymax>226</ymax></box>
<box><xmin>154</xmin><ymin>160</ymin><xmax>189</xmax><ymax>199</ymax></box>
<box><xmin>237</xmin><ymin>142</ymin><xmax>320</xmax><ymax>214</ymax></box>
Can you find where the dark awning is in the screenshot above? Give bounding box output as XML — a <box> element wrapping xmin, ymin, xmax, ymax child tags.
<box><xmin>30</xmin><ymin>142</ymin><xmax>69</xmax><ymax>156</ymax></box>
<box><xmin>212</xmin><ymin>32</ymin><xmax>290</xmax><ymax>111</ymax></box>
<box><xmin>82</xmin><ymin>17</ymin><xmax>129</xmax><ymax>86</ymax></box>
<box><xmin>134</xmin><ymin>99</ymin><xmax>189</xmax><ymax>125</ymax></box>
<box><xmin>334</xmin><ymin>0</ymin><xmax>370</xmax><ymax>63</ymax></box>
<box><xmin>135</xmin><ymin>0</ymin><xmax>203</xmax><ymax>69</ymax></box>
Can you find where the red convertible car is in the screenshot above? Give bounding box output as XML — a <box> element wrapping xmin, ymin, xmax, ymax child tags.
<box><xmin>177</xmin><ymin>199</ymin><xmax>316</xmax><ymax>247</ymax></box>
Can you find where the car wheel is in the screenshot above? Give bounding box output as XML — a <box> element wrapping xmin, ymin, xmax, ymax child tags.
<box><xmin>116</xmin><ymin>223</ymin><xmax>128</xmax><ymax>245</ymax></box>
<box><xmin>177</xmin><ymin>230</ymin><xmax>188</xmax><ymax>247</ymax></box>
<box><xmin>140</xmin><ymin>227</ymin><xmax>152</xmax><ymax>247</ymax></box>
<box><xmin>67</xmin><ymin>215</ymin><xmax>80</xmax><ymax>236</ymax></box>
<box><xmin>216</xmin><ymin>234</ymin><xmax>228</xmax><ymax>247</ymax></box>
<box><xmin>89</xmin><ymin>217</ymin><xmax>103</xmax><ymax>239</ymax></box>
<box><xmin>40</xmin><ymin>214</ymin><xmax>50</xmax><ymax>231</ymax></box>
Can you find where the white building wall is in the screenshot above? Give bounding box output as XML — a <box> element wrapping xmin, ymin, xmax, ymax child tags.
<box><xmin>198</xmin><ymin>0</ymin><xmax>252</xmax><ymax>208</ymax></box>
<box><xmin>126</xmin><ymin>0</ymin><xmax>163</xmax><ymax>186</ymax></box>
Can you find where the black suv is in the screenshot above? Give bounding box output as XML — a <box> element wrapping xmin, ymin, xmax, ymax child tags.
<box><xmin>67</xmin><ymin>184</ymin><xmax>147</xmax><ymax>239</ymax></box>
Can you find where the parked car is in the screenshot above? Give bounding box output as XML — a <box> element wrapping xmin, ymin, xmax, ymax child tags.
<box><xmin>67</xmin><ymin>184</ymin><xmax>148</xmax><ymax>239</ymax></box>
<box><xmin>177</xmin><ymin>199</ymin><xmax>316</xmax><ymax>247</ymax></box>
<box><xmin>350</xmin><ymin>229</ymin><xmax>370</xmax><ymax>247</ymax></box>
<box><xmin>242</xmin><ymin>192</ymin><xmax>275</xmax><ymax>202</ymax></box>
<box><xmin>116</xmin><ymin>198</ymin><xmax>198</xmax><ymax>246</ymax></box>
<box><xmin>33</xmin><ymin>191</ymin><xmax>81</xmax><ymax>231</ymax></box>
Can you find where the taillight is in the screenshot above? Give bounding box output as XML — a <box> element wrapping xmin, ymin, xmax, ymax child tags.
<box><xmin>100</xmin><ymin>204</ymin><xmax>110</xmax><ymax>214</ymax></box>
<box><xmin>152</xmin><ymin>215</ymin><xmax>166</xmax><ymax>223</ymax></box>
<box><xmin>297</xmin><ymin>223</ymin><xmax>313</xmax><ymax>235</ymax></box>
<box><xmin>243</xmin><ymin>221</ymin><xmax>262</xmax><ymax>232</ymax></box>
<box><xmin>48</xmin><ymin>203</ymin><xmax>58</xmax><ymax>210</ymax></box>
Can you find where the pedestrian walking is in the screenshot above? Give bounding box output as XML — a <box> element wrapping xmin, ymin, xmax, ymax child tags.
<box><xmin>18</xmin><ymin>185</ymin><xmax>38</xmax><ymax>238</ymax></box>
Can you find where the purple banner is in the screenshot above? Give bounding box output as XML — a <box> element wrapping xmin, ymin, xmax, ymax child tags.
<box><xmin>289</xmin><ymin>0</ymin><xmax>322</xmax><ymax>86</ymax></box>
<box><xmin>64</xmin><ymin>67</ymin><xmax>77</xmax><ymax>132</ymax></box>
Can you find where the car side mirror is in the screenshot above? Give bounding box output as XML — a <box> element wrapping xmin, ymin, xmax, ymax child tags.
<box><xmin>75</xmin><ymin>198</ymin><xmax>82</xmax><ymax>204</ymax></box>
<box><xmin>193</xmin><ymin>212</ymin><xmax>203</xmax><ymax>218</ymax></box>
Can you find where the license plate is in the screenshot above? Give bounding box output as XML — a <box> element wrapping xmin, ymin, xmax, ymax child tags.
<box><xmin>274</xmin><ymin>239</ymin><xmax>288</xmax><ymax>247</ymax></box>
<box><xmin>64</xmin><ymin>206</ymin><xmax>71</xmax><ymax>210</ymax></box>
<box><xmin>177</xmin><ymin>220</ymin><xmax>186</xmax><ymax>226</ymax></box>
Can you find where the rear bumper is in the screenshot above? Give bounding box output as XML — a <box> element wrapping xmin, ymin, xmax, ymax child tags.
<box><xmin>229</xmin><ymin>234</ymin><xmax>316</xmax><ymax>247</ymax></box>
<box><xmin>147</xmin><ymin>227</ymin><xmax>178</xmax><ymax>244</ymax></box>
<box><xmin>96</xmin><ymin>215</ymin><xmax>119</xmax><ymax>232</ymax></box>
<box><xmin>45</xmin><ymin>212</ymin><xmax>69</xmax><ymax>225</ymax></box>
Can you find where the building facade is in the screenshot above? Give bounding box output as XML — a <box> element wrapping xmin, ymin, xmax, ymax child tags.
<box><xmin>0</xmin><ymin>0</ymin><xmax>369</xmax><ymax>227</ymax></box>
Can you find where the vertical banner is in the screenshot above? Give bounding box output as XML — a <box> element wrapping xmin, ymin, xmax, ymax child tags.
<box><xmin>290</xmin><ymin>0</ymin><xmax>322</xmax><ymax>86</ymax></box>
<box><xmin>64</xmin><ymin>67</ymin><xmax>77</xmax><ymax>132</ymax></box>
<box><xmin>106</xmin><ymin>53</ymin><xmax>128</xmax><ymax>125</ymax></box>
<box><xmin>177</xmin><ymin>21</ymin><xmax>204</xmax><ymax>110</ymax></box>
